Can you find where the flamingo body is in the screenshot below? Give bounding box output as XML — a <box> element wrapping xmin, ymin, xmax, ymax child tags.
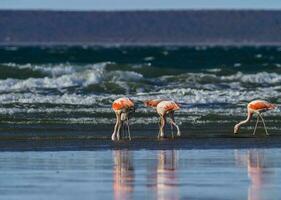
<box><xmin>234</xmin><ymin>100</ymin><xmax>276</xmax><ymax>135</ymax></box>
<box><xmin>248</xmin><ymin>100</ymin><xmax>276</xmax><ymax>112</ymax></box>
<box><xmin>144</xmin><ymin>99</ymin><xmax>163</xmax><ymax>108</ymax></box>
<box><xmin>112</xmin><ymin>97</ymin><xmax>134</xmax><ymax>112</ymax></box>
<box><xmin>112</xmin><ymin>97</ymin><xmax>135</xmax><ymax>141</ymax></box>
<box><xmin>157</xmin><ymin>101</ymin><xmax>180</xmax><ymax>116</ymax></box>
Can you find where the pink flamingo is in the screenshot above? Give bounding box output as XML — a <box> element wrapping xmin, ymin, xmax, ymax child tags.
<box><xmin>144</xmin><ymin>99</ymin><xmax>164</xmax><ymax>108</ymax></box>
<box><xmin>145</xmin><ymin>99</ymin><xmax>181</xmax><ymax>138</ymax></box>
<box><xmin>234</xmin><ymin>100</ymin><xmax>276</xmax><ymax>135</ymax></box>
<box><xmin>112</xmin><ymin>97</ymin><xmax>135</xmax><ymax>141</ymax></box>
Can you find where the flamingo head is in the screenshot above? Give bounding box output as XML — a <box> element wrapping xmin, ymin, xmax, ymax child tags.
<box><xmin>234</xmin><ymin>124</ymin><xmax>240</xmax><ymax>134</ymax></box>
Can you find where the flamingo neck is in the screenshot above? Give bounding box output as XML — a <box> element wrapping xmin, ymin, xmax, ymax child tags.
<box><xmin>237</xmin><ymin>111</ymin><xmax>253</xmax><ymax>127</ymax></box>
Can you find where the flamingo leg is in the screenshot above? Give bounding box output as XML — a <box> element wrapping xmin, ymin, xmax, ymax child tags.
<box><xmin>120</xmin><ymin>112</ymin><xmax>129</xmax><ymax>140</ymax></box>
<box><xmin>116</xmin><ymin>120</ymin><xmax>123</xmax><ymax>140</ymax></box>
<box><xmin>258</xmin><ymin>113</ymin><xmax>269</xmax><ymax>136</ymax></box>
<box><xmin>170</xmin><ymin>112</ymin><xmax>181</xmax><ymax>137</ymax></box>
<box><xmin>119</xmin><ymin>113</ymin><xmax>125</xmax><ymax>139</ymax></box>
<box><xmin>120</xmin><ymin>121</ymin><xmax>126</xmax><ymax>138</ymax></box>
<box><xmin>158</xmin><ymin>117</ymin><xmax>161</xmax><ymax>139</ymax></box>
<box><xmin>112</xmin><ymin>123</ymin><xmax>117</xmax><ymax>141</ymax></box>
<box><xmin>253</xmin><ymin>115</ymin><xmax>260</xmax><ymax>135</ymax></box>
<box><xmin>159</xmin><ymin>114</ymin><xmax>166</xmax><ymax>138</ymax></box>
<box><xmin>169</xmin><ymin>112</ymin><xmax>174</xmax><ymax>139</ymax></box>
<box><xmin>112</xmin><ymin>113</ymin><xmax>121</xmax><ymax>141</ymax></box>
<box><xmin>126</xmin><ymin>117</ymin><xmax>131</xmax><ymax>140</ymax></box>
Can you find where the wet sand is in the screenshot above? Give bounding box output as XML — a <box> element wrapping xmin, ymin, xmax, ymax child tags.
<box><xmin>0</xmin><ymin>135</ymin><xmax>280</xmax><ymax>151</ymax></box>
<box><xmin>0</xmin><ymin>121</ymin><xmax>279</xmax><ymax>151</ymax></box>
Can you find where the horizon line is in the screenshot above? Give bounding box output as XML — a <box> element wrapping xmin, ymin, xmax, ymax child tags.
<box><xmin>1</xmin><ymin>8</ymin><xmax>281</xmax><ymax>12</ymax></box>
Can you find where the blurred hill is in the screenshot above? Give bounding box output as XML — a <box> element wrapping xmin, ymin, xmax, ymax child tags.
<box><xmin>0</xmin><ymin>10</ymin><xmax>281</xmax><ymax>45</ymax></box>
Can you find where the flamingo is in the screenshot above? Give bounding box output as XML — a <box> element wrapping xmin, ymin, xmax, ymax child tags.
<box><xmin>144</xmin><ymin>99</ymin><xmax>164</xmax><ymax>108</ymax></box>
<box><xmin>145</xmin><ymin>99</ymin><xmax>181</xmax><ymax>138</ymax></box>
<box><xmin>234</xmin><ymin>100</ymin><xmax>276</xmax><ymax>135</ymax></box>
<box><xmin>112</xmin><ymin>97</ymin><xmax>135</xmax><ymax>141</ymax></box>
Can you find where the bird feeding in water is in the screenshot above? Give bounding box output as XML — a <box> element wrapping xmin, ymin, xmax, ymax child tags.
<box><xmin>144</xmin><ymin>99</ymin><xmax>164</xmax><ymax>108</ymax></box>
<box><xmin>112</xmin><ymin>97</ymin><xmax>135</xmax><ymax>141</ymax></box>
<box><xmin>234</xmin><ymin>100</ymin><xmax>277</xmax><ymax>135</ymax></box>
<box><xmin>144</xmin><ymin>99</ymin><xmax>181</xmax><ymax>138</ymax></box>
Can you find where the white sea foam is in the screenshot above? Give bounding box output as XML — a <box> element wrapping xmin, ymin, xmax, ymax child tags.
<box><xmin>0</xmin><ymin>70</ymin><xmax>104</xmax><ymax>91</ymax></box>
<box><xmin>255</xmin><ymin>54</ymin><xmax>263</xmax><ymax>58</ymax></box>
<box><xmin>143</xmin><ymin>56</ymin><xmax>155</xmax><ymax>61</ymax></box>
<box><xmin>0</xmin><ymin>63</ymin><xmax>146</xmax><ymax>93</ymax></box>
<box><xmin>108</xmin><ymin>71</ymin><xmax>143</xmax><ymax>82</ymax></box>
<box><xmin>5</xmin><ymin>62</ymin><xmax>109</xmax><ymax>76</ymax></box>
<box><xmin>162</xmin><ymin>71</ymin><xmax>281</xmax><ymax>86</ymax></box>
<box><xmin>221</xmin><ymin>72</ymin><xmax>281</xmax><ymax>84</ymax></box>
<box><xmin>205</xmin><ymin>68</ymin><xmax>222</xmax><ymax>73</ymax></box>
<box><xmin>148</xmin><ymin>86</ymin><xmax>280</xmax><ymax>105</ymax></box>
<box><xmin>234</xmin><ymin>63</ymin><xmax>241</xmax><ymax>67</ymax></box>
<box><xmin>0</xmin><ymin>63</ymin><xmax>281</xmax><ymax>115</ymax></box>
<box><xmin>3</xmin><ymin>63</ymin><xmax>281</xmax><ymax>87</ymax></box>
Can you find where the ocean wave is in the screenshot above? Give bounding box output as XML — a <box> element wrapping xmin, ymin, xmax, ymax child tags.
<box><xmin>161</xmin><ymin>71</ymin><xmax>281</xmax><ymax>87</ymax></box>
<box><xmin>0</xmin><ymin>63</ymin><xmax>147</xmax><ymax>93</ymax></box>
<box><xmin>221</xmin><ymin>72</ymin><xmax>281</xmax><ymax>85</ymax></box>
<box><xmin>0</xmin><ymin>84</ymin><xmax>279</xmax><ymax>107</ymax></box>
<box><xmin>0</xmin><ymin>70</ymin><xmax>104</xmax><ymax>92</ymax></box>
<box><xmin>0</xmin><ymin>62</ymin><xmax>281</xmax><ymax>101</ymax></box>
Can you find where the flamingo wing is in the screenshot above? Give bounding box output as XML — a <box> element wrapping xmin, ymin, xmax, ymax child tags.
<box><xmin>162</xmin><ymin>101</ymin><xmax>180</xmax><ymax>112</ymax></box>
<box><xmin>248</xmin><ymin>100</ymin><xmax>276</xmax><ymax>111</ymax></box>
<box><xmin>112</xmin><ymin>98</ymin><xmax>134</xmax><ymax>111</ymax></box>
<box><xmin>145</xmin><ymin>99</ymin><xmax>163</xmax><ymax>107</ymax></box>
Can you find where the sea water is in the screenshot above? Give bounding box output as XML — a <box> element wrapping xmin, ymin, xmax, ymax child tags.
<box><xmin>0</xmin><ymin>149</ymin><xmax>280</xmax><ymax>200</ymax></box>
<box><xmin>0</xmin><ymin>46</ymin><xmax>280</xmax><ymax>137</ymax></box>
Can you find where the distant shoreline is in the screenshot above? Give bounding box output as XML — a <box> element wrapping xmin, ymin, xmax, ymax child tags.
<box><xmin>1</xmin><ymin>10</ymin><xmax>281</xmax><ymax>45</ymax></box>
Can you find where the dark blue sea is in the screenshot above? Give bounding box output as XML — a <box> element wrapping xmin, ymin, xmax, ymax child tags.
<box><xmin>0</xmin><ymin>46</ymin><xmax>280</xmax><ymax>137</ymax></box>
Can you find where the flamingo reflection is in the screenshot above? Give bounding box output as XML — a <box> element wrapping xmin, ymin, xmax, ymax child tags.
<box><xmin>247</xmin><ymin>151</ymin><xmax>266</xmax><ymax>200</ymax></box>
<box><xmin>235</xmin><ymin>150</ymin><xmax>271</xmax><ymax>200</ymax></box>
<box><xmin>155</xmin><ymin>150</ymin><xmax>179</xmax><ymax>200</ymax></box>
<box><xmin>113</xmin><ymin>150</ymin><xmax>134</xmax><ymax>200</ymax></box>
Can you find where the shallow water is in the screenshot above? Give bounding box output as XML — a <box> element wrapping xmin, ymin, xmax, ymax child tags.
<box><xmin>0</xmin><ymin>148</ymin><xmax>280</xmax><ymax>200</ymax></box>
